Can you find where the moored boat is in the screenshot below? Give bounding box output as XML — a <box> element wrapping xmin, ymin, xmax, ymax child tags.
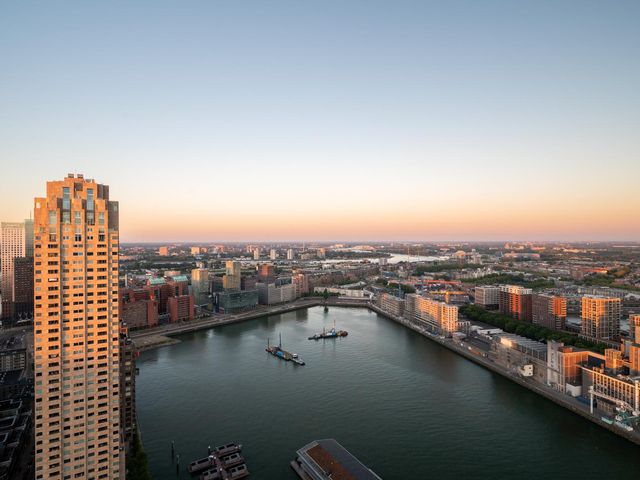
<box><xmin>188</xmin><ymin>455</ymin><xmax>216</xmax><ymax>474</ymax></box>
<box><xmin>308</xmin><ymin>322</ymin><xmax>348</xmax><ymax>340</ymax></box>
<box><xmin>291</xmin><ymin>353</ymin><xmax>305</xmax><ymax>365</ymax></box>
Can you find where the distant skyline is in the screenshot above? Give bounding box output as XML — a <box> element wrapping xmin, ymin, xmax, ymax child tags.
<box><xmin>1</xmin><ymin>1</ymin><xmax>639</xmax><ymax>242</ymax></box>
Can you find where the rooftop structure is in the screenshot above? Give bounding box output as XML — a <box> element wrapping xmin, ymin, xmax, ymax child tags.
<box><xmin>292</xmin><ymin>439</ymin><xmax>381</xmax><ymax>480</ymax></box>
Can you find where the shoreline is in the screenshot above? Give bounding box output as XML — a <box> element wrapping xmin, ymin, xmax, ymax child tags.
<box><xmin>131</xmin><ymin>299</ymin><xmax>640</xmax><ymax>446</ymax></box>
<box><xmin>367</xmin><ymin>303</ymin><xmax>640</xmax><ymax>447</ymax></box>
<box><xmin>130</xmin><ymin>298</ymin><xmax>369</xmax><ymax>349</ymax></box>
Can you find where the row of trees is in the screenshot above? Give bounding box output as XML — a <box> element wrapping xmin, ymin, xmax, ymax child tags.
<box><xmin>464</xmin><ymin>273</ymin><xmax>555</xmax><ymax>289</ymax></box>
<box><xmin>412</xmin><ymin>263</ymin><xmax>467</xmax><ymax>275</ymax></box>
<box><xmin>459</xmin><ymin>304</ymin><xmax>607</xmax><ymax>354</ymax></box>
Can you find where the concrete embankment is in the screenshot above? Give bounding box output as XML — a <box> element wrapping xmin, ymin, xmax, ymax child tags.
<box><xmin>134</xmin><ymin>334</ymin><xmax>181</xmax><ymax>352</ymax></box>
<box><xmin>368</xmin><ymin>303</ymin><xmax>640</xmax><ymax>446</ymax></box>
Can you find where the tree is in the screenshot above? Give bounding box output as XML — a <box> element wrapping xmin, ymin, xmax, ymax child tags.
<box><xmin>127</xmin><ymin>432</ymin><xmax>152</xmax><ymax>480</ymax></box>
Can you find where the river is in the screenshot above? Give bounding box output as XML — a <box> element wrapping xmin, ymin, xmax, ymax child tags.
<box><xmin>137</xmin><ymin>306</ymin><xmax>639</xmax><ymax>479</ymax></box>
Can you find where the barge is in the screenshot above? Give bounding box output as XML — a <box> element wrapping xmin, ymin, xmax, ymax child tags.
<box><xmin>266</xmin><ymin>334</ymin><xmax>305</xmax><ymax>365</ymax></box>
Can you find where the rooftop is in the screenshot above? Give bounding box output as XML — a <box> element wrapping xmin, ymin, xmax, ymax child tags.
<box><xmin>297</xmin><ymin>439</ymin><xmax>381</xmax><ymax>480</ymax></box>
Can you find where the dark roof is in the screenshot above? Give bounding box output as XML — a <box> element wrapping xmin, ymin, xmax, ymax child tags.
<box><xmin>298</xmin><ymin>439</ymin><xmax>381</xmax><ymax>480</ymax></box>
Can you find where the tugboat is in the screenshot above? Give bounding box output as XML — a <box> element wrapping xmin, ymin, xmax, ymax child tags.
<box><xmin>308</xmin><ymin>321</ymin><xmax>348</xmax><ymax>340</ymax></box>
<box><xmin>291</xmin><ymin>353</ymin><xmax>305</xmax><ymax>365</ymax></box>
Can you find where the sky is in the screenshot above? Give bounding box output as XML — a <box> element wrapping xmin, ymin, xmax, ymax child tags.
<box><xmin>1</xmin><ymin>1</ymin><xmax>639</xmax><ymax>242</ymax></box>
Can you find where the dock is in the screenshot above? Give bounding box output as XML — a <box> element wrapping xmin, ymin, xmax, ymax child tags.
<box><xmin>188</xmin><ymin>443</ymin><xmax>249</xmax><ymax>479</ymax></box>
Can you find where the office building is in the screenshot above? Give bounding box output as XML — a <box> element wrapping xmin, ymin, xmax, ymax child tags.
<box><xmin>257</xmin><ymin>264</ymin><xmax>276</xmax><ymax>283</ymax></box>
<box><xmin>532</xmin><ymin>294</ymin><xmax>566</xmax><ymax>330</ymax></box>
<box><xmin>498</xmin><ymin>285</ymin><xmax>532</xmax><ymax>322</ymax></box>
<box><xmin>257</xmin><ymin>282</ymin><xmax>296</xmax><ymax>305</ymax></box>
<box><xmin>253</xmin><ymin>248</ymin><xmax>260</xmax><ymax>260</ymax></box>
<box><xmin>581</xmin><ymin>295</ymin><xmax>621</xmax><ymax>340</ymax></box>
<box><xmin>223</xmin><ymin>261</ymin><xmax>241</xmax><ymax>290</ymax></box>
<box><xmin>286</xmin><ymin>249</ymin><xmax>294</xmax><ymax>260</ymax></box>
<box><xmin>269</xmin><ymin>249</ymin><xmax>277</xmax><ymax>260</ymax></box>
<box><xmin>214</xmin><ymin>290</ymin><xmax>259</xmax><ymax>313</ymax></box>
<box><xmin>474</xmin><ymin>286</ymin><xmax>500</xmax><ymax>309</ymax></box>
<box><xmin>12</xmin><ymin>256</ymin><xmax>34</xmax><ymax>321</ymax></box>
<box><xmin>33</xmin><ymin>174</ymin><xmax>122</xmax><ymax>479</ymax></box>
<box><xmin>168</xmin><ymin>294</ymin><xmax>194</xmax><ymax>322</ymax></box>
<box><xmin>240</xmin><ymin>275</ymin><xmax>257</xmax><ymax>291</ymax></box>
<box><xmin>1</xmin><ymin>222</ymin><xmax>27</xmax><ymax>321</ymax></box>
<box><xmin>191</xmin><ymin>267</ymin><xmax>210</xmax><ymax>306</ymax></box>
<box><xmin>146</xmin><ymin>275</ymin><xmax>189</xmax><ymax>315</ymax></box>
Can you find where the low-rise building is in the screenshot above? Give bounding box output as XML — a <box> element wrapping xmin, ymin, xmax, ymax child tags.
<box><xmin>490</xmin><ymin>333</ymin><xmax>547</xmax><ymax>384</ymax></box>
<box><xmin>214</xmin><ymin>290</ymin><xmax>259</xmax><ymax>313</ymax></box>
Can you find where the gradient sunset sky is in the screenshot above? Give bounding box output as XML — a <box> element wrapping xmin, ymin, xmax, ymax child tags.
<box><xmin>1</xmin><ymin>1</ymin><xmax>638</xmax><ymax>242</ymax></box>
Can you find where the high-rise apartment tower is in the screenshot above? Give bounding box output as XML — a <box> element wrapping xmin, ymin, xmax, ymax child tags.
<box><xmin>33</xmin><ymin>174</ymin><xmax>122</xmax><ymax>479</ymax></box>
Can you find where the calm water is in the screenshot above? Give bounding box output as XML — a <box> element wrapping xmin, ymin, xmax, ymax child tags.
<box><xmin>137</xmin><ymin>307</ymin><xmax>639</xmax><ymax>479</ymax></box>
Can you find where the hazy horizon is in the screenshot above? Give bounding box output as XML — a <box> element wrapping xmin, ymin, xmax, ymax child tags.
<box><xmin>2</xmin><ymin>1</ymin><xmax>639</xmax><ymax>242</ymax></box>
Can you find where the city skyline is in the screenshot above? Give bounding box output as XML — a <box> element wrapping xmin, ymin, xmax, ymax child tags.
<box><xmin>2</xmin><ymin>1</ymin><xmax>639</xmax><ymax>242</ymax></box>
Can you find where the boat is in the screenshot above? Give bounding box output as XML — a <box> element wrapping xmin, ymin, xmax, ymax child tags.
<box><xmin>266</xmin><ymin>334</ymin><xmax>304</xmax><ymax>364</ymax></box>
<box><xmin>220</xmin><ymin>452</ymin><xmax>245</xmax><ymax>468</ymax></box>
<box><xmin>615</xmin><ymin>421</ymin><xmax>634</xmax><ymax>432</ymax></box>
<box><xmin>212</xmin><ymin>443</ymin><xmax>242</xmax><ymax>457</ymax></box>
<box><xmin>228</xmin><ymin>464</ymin><xmax>250</xmax><ymax>479</ymax></box>
<box><xmin>601</xmin><ymin>416</ymin><xmax>614</xmax><ymax>425</ymax></box>
<box><xmin>308</xmin><ymin>322</ymin><xmax>348</xmax><ymax>340</ymax></box>
<box><xmin>188</xmin><ymin>455</ymin><xmax>216</xmax><ymax>474</ymax></box>
<box><xmin>200</xmin><ymin>467</ymin><xmax>223</xmax><ymax>480</ymax></box>
<box><xmin>291</xmin><ymin>353</ymin><xmax>305</xmax><ymax>365</ymax></box>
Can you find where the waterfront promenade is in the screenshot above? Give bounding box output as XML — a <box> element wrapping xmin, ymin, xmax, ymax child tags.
<box><xmin>130</xmin><ymin>298</ymin><xmax>640</xmax><ymax>446</ymax></box>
